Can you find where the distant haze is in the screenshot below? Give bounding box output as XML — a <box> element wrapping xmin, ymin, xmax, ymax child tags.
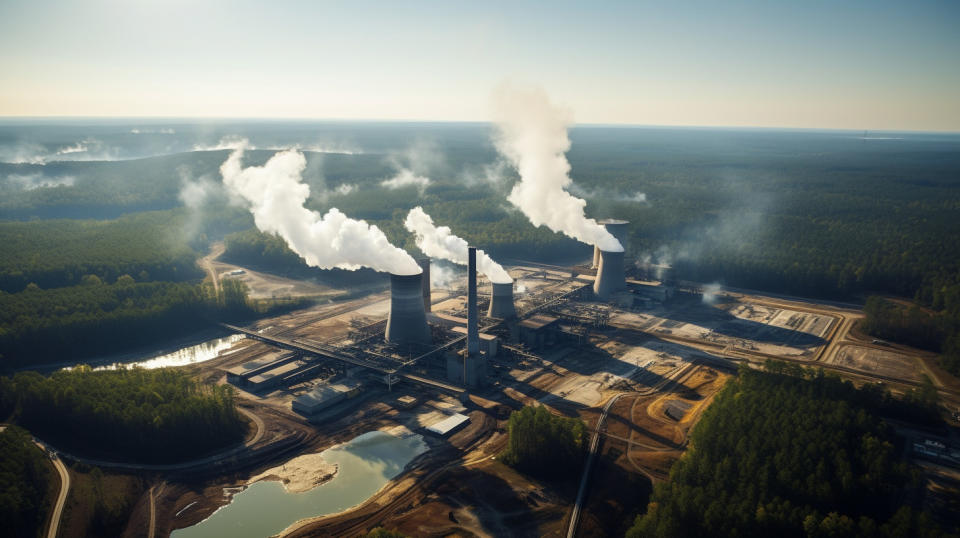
<box><xmin>0</xmin><ymin>2</ymin><xmax>957</xmax><ymax>131</ymax></box>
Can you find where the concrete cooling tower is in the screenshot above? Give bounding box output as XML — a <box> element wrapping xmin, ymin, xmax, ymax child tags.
<box><xmin>592</xmin><ymin>219</ymin><xmax>629</xmax><ymax>268</ymax></box>
<box><xmin>487</xmin><ymin>282</ymin><xmax>517</xmax><ymax>319</ymax></box>
<box><xmin>385</xmin><ymin>272</ymin><xmax>432</xmax><ymax>345</ymax></box>
<box><xmin>593</xmin><ymin>249</ymin><xmax>626</xmax><ymax>300</ymax></box>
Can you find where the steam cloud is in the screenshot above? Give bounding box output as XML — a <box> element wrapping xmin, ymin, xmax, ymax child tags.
<box><xmin>220</xmin><ymin>142</ymin><xmax>420</xmax><ymax>275</ymax></box>
<box><xmin>491</xmin><ymin>86</ymin><xmax>623</xmax><ymax>252</ymax></box>
<box><xmin>404</xmin><ymin>207</ymin><xmax>513</xmax><ymax>284</ymax></box>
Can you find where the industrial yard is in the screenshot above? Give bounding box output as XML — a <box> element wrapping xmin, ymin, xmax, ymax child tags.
<box><xmin>119</xmin><ymin>236</ymin><xmax>959</xmax><ymax>538</ymax></box>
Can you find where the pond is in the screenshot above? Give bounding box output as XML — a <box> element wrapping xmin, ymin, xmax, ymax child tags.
<box><xmin>172</xmin><ymin>430</ymin><xmax>429</xmax><ymax>538</ymax></box>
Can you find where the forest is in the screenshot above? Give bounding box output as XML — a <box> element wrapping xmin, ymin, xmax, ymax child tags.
<box><xmin>501</xmin><ymin>405</ymin><xmax>586</xmax><ymax>479</ymax></box>
<box><xmin>0</xmin><ymin>367</ymin><xmax>247</xmax><ymax>463</ymax></box>
<box><xmin>626</xmin><ymin>364</ymin><xmax>954</xmax><ymax>538</ymax></box>
<box><xmin>0</xmin><ymin>425</ymin><xmax>52</xmax><ymax>538</ymax></box>
<box><xmin>0</xmin><ymin>277</ymin><xmax>269</xmax><ymax>368</ymax></box>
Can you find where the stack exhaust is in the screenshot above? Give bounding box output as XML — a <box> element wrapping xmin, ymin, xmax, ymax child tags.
<box><xmin>487</xmin><ymin>282</ymin><xmax>517</xmax><ymax>319</ymax></box>
<box><xmin>593</xmin><ymin>249</ymin><xmax>626</xmax><ymax>300</ymax></box>
<box><xmin>467</xmin><ymin>247</ymin><xmax>479</xmax><ymax>355</ymax></box>
<box><xmin>417</xmin><ymin>257</ymin><xmax>431</xmax><ymax>312</ymax></box>
<box><xmin>385</xmin><ymin>272</ymin><xmax>432</xmax><ymax>345</ymax></box>
<box><xmin>592</xmin><ymin>219</ymin><xmax>630</xmax><ymax>268</ymax></box>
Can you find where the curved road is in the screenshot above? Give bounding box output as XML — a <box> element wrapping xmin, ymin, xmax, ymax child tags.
<box><xmin>46</xmin><ymin>451</ymin><xmax>69</xmax><ymax>538</ymax></box>
<box><xmin>46</xmin><ymin>406</ymin><xmax>264</xmax><ymax>472</ymax></box>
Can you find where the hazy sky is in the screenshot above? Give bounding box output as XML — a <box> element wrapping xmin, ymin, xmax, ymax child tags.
<box><xmin>1</xmin><ymin>0</ymin><xmax>958</xmax><ymax>130</ymax></box>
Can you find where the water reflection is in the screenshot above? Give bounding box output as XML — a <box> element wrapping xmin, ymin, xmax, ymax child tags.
<box><xmin>91</xmin><ymin>334</ymin><xmax>246</xmax><ymax>370</ymax></box>
<box><xmin>172</xmin><ymin>430</ymin><xmax>428</xmax><ymax>538</ymax></box>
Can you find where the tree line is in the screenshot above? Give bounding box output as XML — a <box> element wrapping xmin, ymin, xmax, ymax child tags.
<box><xmin>0</xmin><ymin>425</ymin><xmax>52</xmax><ymax>538</ymax></box>
<box><xmin>627</xmin><ymin>364</ymin><xmax>954</xmax><ymax>538</ymax></box>
<box><xmin>0</xmin><ymin>277</ymin><xmax>289</xmax><ymax>368</ymax></box>
<box><xmin>501</xmin><ymin>405</ymin><xmax>586</xmax><ymax>479</ymax></box>
<box><xmin>0</xmin><ymin>367</ymin><xmax>247</xmax><ymax>463</ymax></box>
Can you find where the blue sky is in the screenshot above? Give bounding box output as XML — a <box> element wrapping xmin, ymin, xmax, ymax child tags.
<box><xmin>1</xmin><ymin>0</ymin><xmax>958</xmax><ymax>130</ymax></box>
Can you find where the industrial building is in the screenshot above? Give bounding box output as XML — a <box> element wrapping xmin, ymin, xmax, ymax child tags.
<box><xmin>425</xmin><ymin>413</ymin><xmax>470</xmax><ymax>437</ymax></box>
<box><xmin>292</xmin><ymin>379</ymin><xmax>363</xmax><ymax>416</ymax></box>
<box><xmin>224</xmin><ymin>351</ymin><xmax>299</xmax><ymax>389</ymax></box>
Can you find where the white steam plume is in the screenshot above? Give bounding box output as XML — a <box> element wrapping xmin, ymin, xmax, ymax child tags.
<box><xmin>491</xmin><ymin>86</ymin><xmax>623</xmax><ymax>252</ymax></box>
<box><xmin>404</xmin><ymin>207</ymin><xmax>513</xmax><ymax>284</ymax></box>
<box><xmin>220</xmin><ymin>142</ymin><xmax>420</xmax><ymax>275</ymax></box>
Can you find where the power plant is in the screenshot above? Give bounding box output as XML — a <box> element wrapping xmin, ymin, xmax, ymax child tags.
<box><xmin>385</xmin><ymin>272</ymin><xmax>432</xmax><ymax>345</ymax></box>
<box><xmin>487</xmin><ymin>282</ymin><xmax>517</xmax><ymax>319</ymax></box>
<box><xmin>223</xmin><ymin>217</ymin><xmax>680</xmax><ymax>399</ymax></box>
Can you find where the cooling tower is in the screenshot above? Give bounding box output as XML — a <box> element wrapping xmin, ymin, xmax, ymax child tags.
<box><xmin>385</xmin><ymin>272</ymin><xmax>432</xmax><ymax>345</ymax></box>
<box><xmin>593</xmin><ymin>249</ymin><xmax>626</xmax><ymax>300</ymax></box>
<box><xmin>417</xmin><ymin>257</ymin><xmax>431</xmax><ymax>312</ymax></box>
<box><xmin>593</xmin><ymin>219</ymin><xmax>630</xmax><ymax>268</ymax></box>
<box><xmin>467</xmin><ymin>247</ymin><xmax>479</xmax><ymax>355</ymax></box>
<box><xmin>487</xmin><ymin>282</ymin><xmax>517</xmax><ymax>319</ymax></box>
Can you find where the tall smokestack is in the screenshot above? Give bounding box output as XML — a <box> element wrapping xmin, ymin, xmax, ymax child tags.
<box><xmin>467</xmin><ymin>247</ymin><xmax>479</xmax><ymax>355</ymax></box>
<box><xmin>593</xmin><ymin>219</ymin><xmax>629</xmax><ymax>268</ymax></box>
<box><xmin>487</xmin><ymin>282</ymin><xmax>517</xmax><ymax>319</ymax></box>
<box><xmin>418</xmin><ymin>257</ymin><xmax>431</xmax><ymax>312</ymax></box>
<box><xmin>385</xmin><ymin>272</ymin><xmax>432</xmax><ymax>345</ymax></box>
<box><xmin>593</xmin><ymin>249</ymin><xmax>626</xmax><ymax>300</ymax></box>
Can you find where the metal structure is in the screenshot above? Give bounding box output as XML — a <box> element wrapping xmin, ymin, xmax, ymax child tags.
<box><xmin>593</xmin><ymin>249</ymin><xmax>626</xmax><ymax>300</ymax></box>
<box><xmin>385</xmin><ymin>272</ymin><xmax>432</xmax><ymax>345</ymax></box>
<box><xmin>487</xmin><ymin>281</ymin><xmax>517</xmax><ymax>319</ymax></box>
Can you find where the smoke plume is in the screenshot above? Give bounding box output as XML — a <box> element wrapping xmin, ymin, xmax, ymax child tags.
<box><xmin>220</xmin><ymin>143</ymin><xmax>420</xmax><ymax>275</ymax></box>
<box><xmin>491</xmin><ymin>86</ymin><xmax>623</xmax><ymax>252</ymax></box>
<box><xmin>404</xmin><ymin>207</ymin><xmax>513</xmax><ymax>284</ymax></box>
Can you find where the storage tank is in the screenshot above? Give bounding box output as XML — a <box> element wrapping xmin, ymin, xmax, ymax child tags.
<box><xmin>487</xmin><ymin>282</ymin><xmax>517</xmax><ymax>319</ymax></box>
<box><xmin>593</xmin><ymin>249</ymin><xmax>626</xmax><ymax>300</ymax></box>
<box><xmin>385</xmin><ymin>272</ymin><xmax>432</xmax><ymax>345</ymax></box>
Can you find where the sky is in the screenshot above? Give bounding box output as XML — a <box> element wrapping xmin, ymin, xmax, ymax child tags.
<box><xmin>1</xmin><ymin>0</ymin><xmax>958</xmax><ymax>131</ymax></box>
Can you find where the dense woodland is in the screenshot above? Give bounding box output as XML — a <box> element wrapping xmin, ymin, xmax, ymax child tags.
<box><xmin>0</xmin><ymin>367</ymin><xmax>247</xmax><ymax>463</ymax></box>
<box><xmin>501</xmin><ymin>405</ymin><xmax>586</xmax><ymax>479</ymax></box>
<box><xmin>0</xmin><ymin>212</ymin><xmax>203</xmax><ymax>293</ymax></box>
<box><xmin>0</xmin><ymin>277</ymin><xmax>269</xmax><ymax>368</ymax></box>
<box><xmin>1</xmin><ymin>126</ymin><xmax>958</xmax><ymax>368</ymax></box>
<box><xmin>0</xmin><ymin>426</ymin><xmax>51</xmax><ymax>538</ymax></box>
<box><xmin>627</xmin><ymin>364</ymin><xmax>954</xmax><ymax>538</ymax></box>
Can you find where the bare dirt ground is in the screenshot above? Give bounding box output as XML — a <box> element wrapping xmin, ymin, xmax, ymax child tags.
<box><xmin>199</xmin><ymin>242</ymin><xmax>342</xmax><ymax>300</ymax></box>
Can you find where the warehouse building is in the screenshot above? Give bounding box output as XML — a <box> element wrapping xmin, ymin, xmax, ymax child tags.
<box><xmin>292</xmin><ymin>379</ymin><xmax>363</xmax><ymax>416</ymax></box>
<box><xmin>425</xmin><ymin>413</ymin><xmax>470</xmax><ymax>437</ymax></box>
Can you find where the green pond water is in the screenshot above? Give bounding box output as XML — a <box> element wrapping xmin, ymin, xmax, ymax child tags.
<box><xmin>172</xmin><ymin>430</ymin><xmax>428</xmax><ymax>538</ymax></box>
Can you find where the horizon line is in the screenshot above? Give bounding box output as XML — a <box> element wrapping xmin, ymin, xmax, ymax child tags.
<box><xmin>0</xmin><ymin>115</ymin><xmax>958</xmax><ymax>134</ymax></box>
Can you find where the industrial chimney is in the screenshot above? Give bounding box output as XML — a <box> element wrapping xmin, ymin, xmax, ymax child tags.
<box><xmin>385</xmin><ymin>272</ymin><xmax>432</xmax><ymax>345</ymax></box>
<box><xmin>487</xmin><ymin>282</ymin><xmax>517</xmax><ymax>319</ymax></box>
<box><xmin>467</xmin><ymin>247</ymin><xmax>479</xmax><ymax>355</ymax></box>
<box><xmin>593</xmin><ymin>249</ymin><xmax>626</xmax><ymax>300</ymax></box>
<box><xmin>417</xmin><ymin>257</ymin><xmax>431</xmax><ymax>312</ymax></box>
<box><xmin>592</xmin><ymin>219</ymin><xmax>630</xmax><ymax>268</ymax></box>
